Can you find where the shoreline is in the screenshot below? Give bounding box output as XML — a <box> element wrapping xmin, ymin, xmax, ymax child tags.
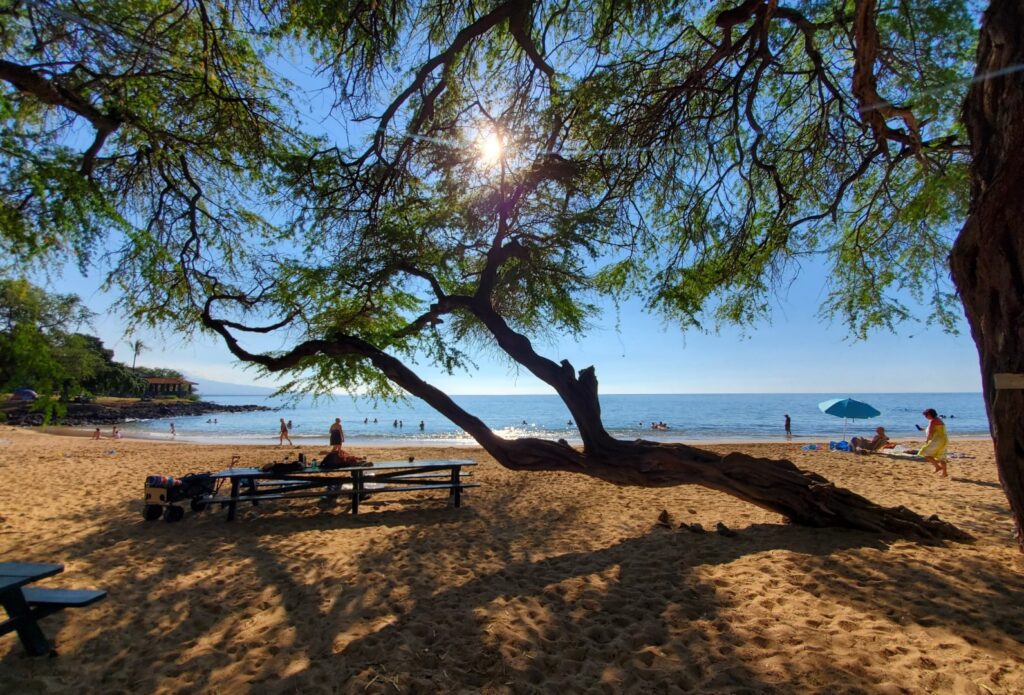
<box><xmin>0</xmin><ymin>398</ymin><xmax>271</xmax><ymax>427</ymax></box>
<box><xmin>18</xmin><ymin>425</ymin><xmax>994</xmax><ymax>449</ymax></box>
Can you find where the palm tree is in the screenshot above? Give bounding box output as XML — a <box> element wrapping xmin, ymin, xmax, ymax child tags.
<box><xmin>130</xmin><ymin>339</ymin><xmax>147</xmax><ymax>371</ymax></box>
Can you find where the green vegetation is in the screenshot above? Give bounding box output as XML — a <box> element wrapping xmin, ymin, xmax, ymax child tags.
<box><xmin>0</xmin><ymin>1</ymin><xmax>973</xmax><ymax>346</ymax></box>
<box><xmin>0</xmin><ymin>279</ymin><xmax>151</xmax><ymax>409</ymax></box>
<box><xmin>1</xmin><ymin>278</ymin><xmax>94</xmax><ymax>418</ymax></box>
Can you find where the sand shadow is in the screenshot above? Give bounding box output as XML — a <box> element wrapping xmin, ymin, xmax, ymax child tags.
<box><xmin>8</xmin><ymin>479</ymin><xmax>1024</xmax><ymax>693</ymax></box>
<box><xmin>952</xmin><ymin>477</ymin><xmax>1004</xmax><ymax>489</ymax></box>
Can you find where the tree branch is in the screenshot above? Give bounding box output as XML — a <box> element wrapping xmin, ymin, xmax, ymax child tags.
<box><xmin>851</xmin><ymin>0</ymin><xmax>922</xmax><ymax>154</ymax></box>
<box><xmin>0</xmin><ymin>58</ymin><xmax>121</xmax><ymax>174</ymax></box>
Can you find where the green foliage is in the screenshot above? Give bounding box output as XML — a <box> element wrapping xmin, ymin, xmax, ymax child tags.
<box><xmin>557</xmin><ymin>0</ymin><xmax>975</xmax><ymax>336</ymax></box>
<box><xmin>83</xmin><ymin>353</ymin><xmax>148</xmax><ymax>396</ymax></box>
<box><xmin>0</xmin><ymin>0</ymin><xmax>980</xmax><ymax>398</ymax></box>
<box><xmin>0</xmin><ymin>279</ymin><xmax>146</xmax><ymax>402</ymax></box>
<box><xmin>0</xmin><ymin>279</ymin><xmax>95</xmax><ymax>397</ymax></box>
<box><xmin>134</xmin><ymin>366</ymin><xmax>186</xmax><ymax>380</ymax></box>
<box><xmin>0</xmin><ymin>0</ymin><xmax>303</xmax><ymax>281</ymax></box>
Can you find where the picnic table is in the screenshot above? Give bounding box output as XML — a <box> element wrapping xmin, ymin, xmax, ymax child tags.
<box><xmin>144</xmin><ymin>459</ymin><xmax>479</xmax><ymax>522</ymax></box>
<box><xmin>0</xmin><ymin>562</ymin><xmax>106</xmax><ymax>657</ymax></box>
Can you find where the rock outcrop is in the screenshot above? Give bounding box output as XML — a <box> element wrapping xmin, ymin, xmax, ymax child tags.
<box><xmin>3</xmin><ymin>400</ymin><xmax>271</xmax><ymax>426</ymax></box>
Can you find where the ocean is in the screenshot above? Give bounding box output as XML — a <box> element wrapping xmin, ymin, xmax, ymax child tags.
<box><xmin>116</xmin><ymin>392</ymin><xmax>989</xmax><ymax>446</ymax></box>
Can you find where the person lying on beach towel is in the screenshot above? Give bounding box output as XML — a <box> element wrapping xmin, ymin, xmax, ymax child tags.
<box><xmin>850</xmin><ymin>427</ymin><xmax>889</xmax><ymax>454</ymax></box>
<box><xmin>320</xmin><ymin>450</ymin><xmax>371</xmax><ymax>469</ymax></box>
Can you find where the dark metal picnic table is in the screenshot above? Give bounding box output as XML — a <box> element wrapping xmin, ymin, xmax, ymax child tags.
<box><xmin>0</xmin><ymin>562</ymin><xmax>106</xmax><ymax>657</ymax></box>
<box><xmin>199</xmin><ymin>459</ymin><xmax>479</xmax><ymax>521</ymax></box>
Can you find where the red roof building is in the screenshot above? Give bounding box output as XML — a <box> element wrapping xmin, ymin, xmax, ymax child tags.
<box><xmin>144</xmin><ymin>377</ymin><xmax>197</xmax><ymax>397</ymax></box>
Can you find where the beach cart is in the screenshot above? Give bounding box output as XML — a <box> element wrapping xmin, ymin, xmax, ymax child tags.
<box><xmin>143</xmin><ymin>473</ymin><xmax>218</xmax><ymax>522</ymax></box>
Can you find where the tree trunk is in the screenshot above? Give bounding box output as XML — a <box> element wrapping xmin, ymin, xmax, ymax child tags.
<box><xmin>203</xmin><ymin>304</ymin><xmax>971</xmax><ymax>543</ymax></box>
<box><xmin>470</xmin><ymin>298</ymin><xmax>620</xmax><ymax>451</ymax></box>
<box><xmin>482</xmin><ymin>434</ymin><xmax>970</xmax><ymax>542</ymax></box>
<box><xmin>950</xmin><ymin>0</ymin><xmax>1024</xmax><ymax>551</ymax></box>
<box><xmin>366</xmin><ymin>341</ymin><xmax>970</xmax><ymax>543</ymax></box>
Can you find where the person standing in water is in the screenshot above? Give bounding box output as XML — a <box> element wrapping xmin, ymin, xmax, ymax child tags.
<box><xmin>784</xmin><ymin>414</ymin><xmax>791</xmax><ymax>439</ymax></box>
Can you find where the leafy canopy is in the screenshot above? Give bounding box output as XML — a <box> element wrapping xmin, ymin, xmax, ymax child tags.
<box><xmin>0</xmin><ymin>0</ymin><xmax>977</xmax><ymax>396</ymax></box>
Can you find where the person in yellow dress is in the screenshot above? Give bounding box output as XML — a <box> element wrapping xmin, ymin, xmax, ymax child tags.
<box><xmin>919</xmin><ymin>408</ymin><xmax>948</xmax><ymax>477</ymax></box>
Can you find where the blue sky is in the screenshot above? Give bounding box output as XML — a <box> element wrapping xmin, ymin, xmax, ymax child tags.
<box><xmin>49</xmin><ymin>255</ymin><xmax>982</xmax><ymax>395</ymax></box>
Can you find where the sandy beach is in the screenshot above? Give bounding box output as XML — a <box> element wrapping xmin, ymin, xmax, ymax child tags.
<box><xmin>1</xmin><ymin>426</ymin><xmax>1022</xmax><ymax>693</ymax></box>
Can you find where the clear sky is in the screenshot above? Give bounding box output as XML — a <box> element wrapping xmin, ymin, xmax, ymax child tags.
<box><xmin>46</xmin><ymin>252</ymin><xmax>982</xmax><ymax>395</ymax></box>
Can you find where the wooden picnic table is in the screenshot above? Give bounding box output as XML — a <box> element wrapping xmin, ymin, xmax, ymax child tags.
<box><xmin>190</xmin><ymin>459</ymin><xmax>479</xmax><ymax>521</ymax></box>
<box><xmin>0</xmin><ymin>562</ymin><xmax>106</xmax><ymax>657</ymax></box>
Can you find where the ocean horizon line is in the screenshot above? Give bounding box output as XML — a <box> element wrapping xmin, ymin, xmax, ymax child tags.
<box><xmin>196</xmin><ymin>389</ymin><xmax>985</xmax><ymax>399</ymax></box>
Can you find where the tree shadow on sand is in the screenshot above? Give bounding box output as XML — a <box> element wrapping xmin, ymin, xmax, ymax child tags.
<box><xmin>5</xmin><ymin>482</ymin><xmax>1024</xmax><ymax>693</ymax></box>
<box><xmin>952</xmin><ymin>477</ymin><xmax>1004</xmax><ymax>490</ymax></box>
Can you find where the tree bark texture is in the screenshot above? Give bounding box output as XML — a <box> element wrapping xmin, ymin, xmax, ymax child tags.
<box><xmin>483</xmin><ymin>436</ymin><xmax>970</xmax><ymax>542</ymax></box>
<box><xmin>950</xmin><ymin>0</ymin><xmax>1024</xmax><ymax>551</ymax></box>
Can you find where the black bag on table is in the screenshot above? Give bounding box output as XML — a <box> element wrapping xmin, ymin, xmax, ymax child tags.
<box><xmin>261</xmin><ymin>460</ymin><xmax>304</xmax><ymax>473</ymax></box>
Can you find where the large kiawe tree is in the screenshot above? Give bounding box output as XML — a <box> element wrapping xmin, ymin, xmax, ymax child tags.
<box><xmin>951</xmin><ymin>0</ymin><xmax>1024</xmax><ymax>550</ymax></box>
<box><xmin>0</xmin><ymin>0</ymin><xmax>1005</xmax><ymax>543</ymax></box>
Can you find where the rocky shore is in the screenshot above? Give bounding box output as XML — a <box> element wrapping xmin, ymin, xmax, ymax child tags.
<box><xmin>1</xmin><ymin>399</ymin><xmax>271</xmax><ymax>426</ymax></box>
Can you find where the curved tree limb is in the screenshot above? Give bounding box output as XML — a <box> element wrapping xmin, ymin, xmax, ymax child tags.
<box><xmin>198</xmin><ymin>292</ymin><xmax>970</xmax><ymax>544</ymax></box>
<box><xmin>0</xmin><ymin>58</ymin><xmax>121</xmax><ymax>175</ymax></box>
<box><xmin>851</xmin><ymin>0</ymin><xmax>923</xmax><ymax>154</ymax></box>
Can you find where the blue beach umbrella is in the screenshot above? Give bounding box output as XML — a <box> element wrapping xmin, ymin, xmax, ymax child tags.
<box><xmin>818</xmin><ymin>397</ymin><xmax>881</xmax><ymax>441</ymax></box>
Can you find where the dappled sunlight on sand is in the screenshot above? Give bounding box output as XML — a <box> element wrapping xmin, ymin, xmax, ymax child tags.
<box><xmin>0</xmin><ymin>427</ymin><xmax>1021</xmax><ymax>692</ymax></box>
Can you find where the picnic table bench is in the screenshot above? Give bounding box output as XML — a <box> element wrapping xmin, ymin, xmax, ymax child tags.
<box><xmin>0</xmin><ymin>562</ymin><xmax>106</xmax><ymax>657</ymax></box>
<box><xmin>144</xmin><ymin>459</ymin><xmax>479</xmax><ymax>522</ymax></box>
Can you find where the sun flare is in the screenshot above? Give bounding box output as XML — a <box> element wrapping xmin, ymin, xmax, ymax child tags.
<box><xmin>478</xmin><ymin>130</ymin><xmax>504</xmax><ymax>165</ymax></box>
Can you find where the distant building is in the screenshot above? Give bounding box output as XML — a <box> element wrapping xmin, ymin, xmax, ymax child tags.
<box><xmin>144</xmin><ymin>377</ymin><xmax>197</xmax><ymax>398</ymax></box>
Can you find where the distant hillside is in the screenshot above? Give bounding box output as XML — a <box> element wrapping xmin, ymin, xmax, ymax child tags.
<box><xmin>186</xmin><ymin>376</ymin><xmax>278</xmax><ymax>397</ymax></box>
